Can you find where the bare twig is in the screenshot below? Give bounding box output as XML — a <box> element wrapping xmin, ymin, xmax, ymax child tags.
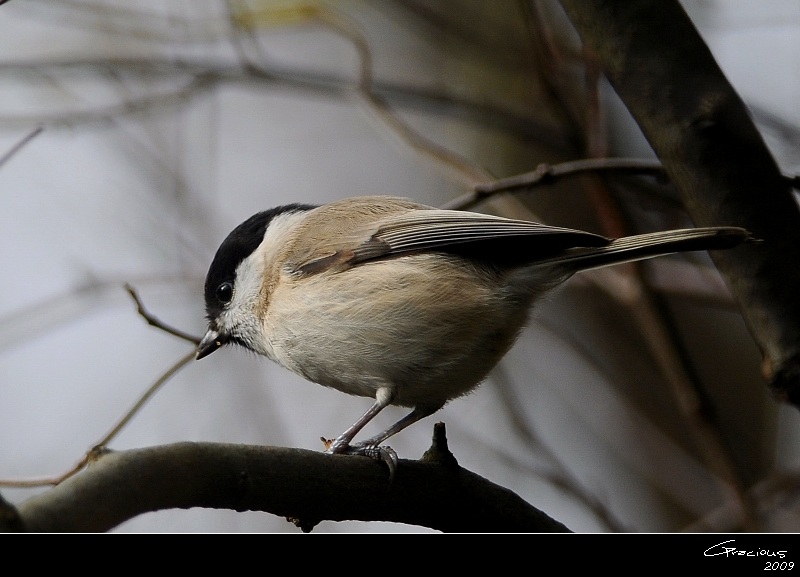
<box><xmin>0</xmin><ymin>280</ymin><xmax>200</xmax><ymax>488</ymax></box>
<box><xmin>444</xmin><ymin>158</ymin><xmax>666</xmax><ymax>210</ymax></box>
<box><xmin>0</xmin><ymin>126</ymin><xmax>43</xmax><ymax>169</ymax></box>
<box><xmin>330</xmin><ymin>5</ymin><xmax>494</xmax><ymax>187</ymax></box>
<box><xmin>93</xmin><ymin>350</ymin><xmax>196</xmax><ymax>447</ymax></box>
<box><xmin>0</xmin><ymin>455</ymin><xmax>91</xmax><ymax>489</ymax></box>
<box><xmin>0</xmin><ymin>350</ymin><xmax>195</xmax><ymax>488</ymax></box>
<box><xmin>125</xmin><ymin>283</ymin><xmax>201</xmax><ymax>345</ymax></box>
<box><xmin>521</xmin><ymin>0</ymin><xmax>586</xmax><ymax>141</ymax></box>
<box><xmin>490</xmin><ymin>364</ymin><xmax>629</xmax><ymax>531</ymax></box>
<box><xmin>682</xmin><ymin>471</ymin><xmax>800</xmax><ymax>532</ymax></box>
<box><xmin>0</xmin><ymin>57</ymin><xmax>558</xmax><ymax>149</ymax></box>
<box><xmin>447</xmin><ymin>158</ymin><xmax>798</xmax><ymax>211</ymax></box>
<box><xmin>228</xmin><ymin>3</ymin><xmax>493</xmax><ymax>187</ymax></box>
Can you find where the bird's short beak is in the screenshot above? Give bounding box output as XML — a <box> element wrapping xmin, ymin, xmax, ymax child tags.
<box><xmin>196</xmin><ymin>328</ymin><xmax>224</xmax><ymax>360</ymax></box>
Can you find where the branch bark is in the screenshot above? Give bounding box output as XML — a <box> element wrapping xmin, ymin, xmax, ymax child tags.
<box><xmin>559</xmin><ymin>0</ymin><xmax>800</xmax><ymax>405</ymax></box>
<box><xmin>5</xmin><ymin>433</ymin><xmax>570</xmax><ymax>533</ymax></box>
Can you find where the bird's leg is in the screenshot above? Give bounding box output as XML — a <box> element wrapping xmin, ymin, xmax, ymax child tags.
<box><xmin>352</xmin><ymin>406</ymin><xmax>437</xmax><ymax>448</ymax></box>
<box><xmin>325</xmin><ymin>389</ymin><xmax>438</xmax><ymax>480</ymax></box>
<box><xmin>326</xmin><ymin>395</ymin><xmax>390</xmax><ymax>455</ymax></box>
<box><xmin>344</xmin><ymin>406</ymin><xmax>439</xmax><ymax>481</ymax></box>
<box><xmin>324</xmin><ymin>389</ymin><xmax>400</xmax><ymax>479</ymax></box>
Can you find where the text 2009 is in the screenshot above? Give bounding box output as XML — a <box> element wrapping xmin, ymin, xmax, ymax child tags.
<box><xmin>765</xmin><ymin>562</ymin><xmax>794</xmax><ymax>571</ymax></box>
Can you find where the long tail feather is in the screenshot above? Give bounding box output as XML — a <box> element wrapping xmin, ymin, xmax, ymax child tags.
<box><xmin>541</xmin><ymin>226</ymin><xmax>752</xmax><ymax>274</ymax></box>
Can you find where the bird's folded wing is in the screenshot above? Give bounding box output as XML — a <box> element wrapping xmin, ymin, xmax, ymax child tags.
<box><xmin>357</xmin><ymin>210</ymin><xmax>609</xmax><ymax>260</ymax></box>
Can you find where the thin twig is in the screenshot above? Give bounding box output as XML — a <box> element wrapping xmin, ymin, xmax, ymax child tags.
<box><xmin>0</xmin><ymin>454</ymin><xmax>91</xmax><ymax>489</ymax></box>
<box><xmin>125</xmin><ymin>283</ymin><xmax>201</xmax><ymax>345</ymax></box>
<box><xmin>0</xmin><ymin>350</ymin><xmax>196</xmax><ymax>488</ymax></box>
<box><xmin>444</xmin><ymin>157</ymin><xmax>666</xmax><ymax>210</ymax></box>
<box><xmin>0</xmin><ymin>283</ymin><xmax>198</xmax><ymax>488</ymax></box>
<box><xmin>94</xmin><ymin>350</ymin><xmax>196</xmax><ymax>447</ymax></box>
<box><xmin>323</xmin><ymin>4</ymin><xmax>493</xmax><ymax>187</ymax></box>
<box><xmin>447</xmin><ymin>157</ymin><xmax>799</xmax><ymax>210</ymax></box>
<box><xmin>315</xmin><ymin>4</ymin><xmax>493</xmax><ymax>186</ymax></box>
<box><xmin>0</xmin><ymin>126</ymin><xmax>43</xmax><ymax>169</ymax></box>
<box><xmin>490</xmin><ymin>364</ymin><xmax>628</xmax><ymax>531</ymax></box>
<box><xmin>228</xmin><ymin>3</ymin><xmax>493</xmax><ymax>187</ymax></box>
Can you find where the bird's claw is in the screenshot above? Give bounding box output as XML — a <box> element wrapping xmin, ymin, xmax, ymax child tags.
<box><xmin>324</xmin><ymin>439</ymin><xmax>398</xmax><ymax>481</ymax></box>
<box><xmin>355</xmin><ymin>443</ymin><xmax>399</xmax><ymax>480</ymax></box>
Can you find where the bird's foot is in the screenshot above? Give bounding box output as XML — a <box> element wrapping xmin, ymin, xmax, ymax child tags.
<box><xmin>322</xmin><ymin>437</ymin><xmax>399</xmax><ymax>481</ymax></box>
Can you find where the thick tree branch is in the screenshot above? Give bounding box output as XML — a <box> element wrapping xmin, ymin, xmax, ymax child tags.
<box><xmin>7</xmin><ymin>433</ymin><xmax>570</xmax><ymax>533</ymax></box>
<box><xmin>559</xmin><ymin>0</ymin><xmax>800</xmax><ymax>406</ymax></box>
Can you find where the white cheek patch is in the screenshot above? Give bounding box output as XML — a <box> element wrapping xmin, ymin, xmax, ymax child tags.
<box><xmin>218</xmin><ymin>209</ymin><xmax>309</xmax><ymax>355</ymax></box>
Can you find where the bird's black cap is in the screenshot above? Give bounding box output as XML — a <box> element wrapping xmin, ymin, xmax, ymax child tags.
<box><xmin>203</xmin><ymin>203</ymin><xmax>316</xmax><ymax>321</ymax></box>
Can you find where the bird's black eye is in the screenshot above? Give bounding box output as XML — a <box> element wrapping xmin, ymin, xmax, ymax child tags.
<box><xmin>216</xmin><ymin>282</ymin><xmax>233</xmax><ymax>304</ymax></box>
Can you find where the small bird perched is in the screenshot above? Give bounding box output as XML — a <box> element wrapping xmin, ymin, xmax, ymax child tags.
<box><xmin>196</xmin><ymin>195</ymin><xmax>750</xmax><ymax>471</ymax></box>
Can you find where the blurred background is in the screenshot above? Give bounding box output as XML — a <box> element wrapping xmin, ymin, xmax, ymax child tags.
<box><xmin>1</xmin><ymin>0</ymin><xmax>799</xmax><ymax>532</ymax></box>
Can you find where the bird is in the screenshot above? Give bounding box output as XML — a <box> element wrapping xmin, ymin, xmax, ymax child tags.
<box><xmin>195</xmin><ymin>194</ymin><xmax>751</xmax><ymax>472</ymax></box>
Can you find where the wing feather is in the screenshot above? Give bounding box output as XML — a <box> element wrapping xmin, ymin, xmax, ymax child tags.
<box><xmin>364</xmin><ymin>210</ymin><xmax>608</xmax><ymax>257</ymax></box>
<box><xmin>291</xmin><ymin>199</ymin><xmax>610</xmax><ymax>275</ymax></box>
